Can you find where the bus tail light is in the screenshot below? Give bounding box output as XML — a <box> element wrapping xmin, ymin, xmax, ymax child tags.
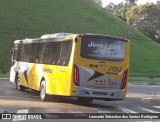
<box><xmin>120</xmin><ymin>69</ymin><xmax>128</xmax><ymax>89</ymax></box>
<box><xmin>74</xmin><ymin>65</ymin><xmax>79</xmax><ymax>86</ymax></box>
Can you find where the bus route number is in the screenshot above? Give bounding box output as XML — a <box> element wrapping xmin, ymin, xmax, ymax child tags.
<box><xmin>89</xmin><ymin>64</ymin><xmax>98</xmax><ymax>68</ymax></box>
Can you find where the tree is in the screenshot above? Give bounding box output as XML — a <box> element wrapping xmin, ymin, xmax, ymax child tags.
<box><xmin>105</xmin><ymin>2</ymin><xmax>137</xmax><ymax>22</ymax></box>
<box><xmin>123</xmin><ymin>0</ymin><xmax>138</xmax><ymax>21</ymax></box>
<box><xmin>126</xmin><ymin>3</ymin><xmax>160</xmax><ymax>42</ymax></box>
<box><xmin>93</xmin><ymin>0</ymin><xmax>102</xmax><ymax>6</ymax></box>
<box><xmin>105</xmin><ymin>2</ymin><xmax>116</xmax><ymax>13</ymax></box>
<box><xmin>126</xmin><ymin>0</ymin><xmax>138</xmax><ymax>4</ymax></box>
<box><xmin>156</xmin><ymin>0</ymin><xmax>160</xmax><ymax>9</ymax></box>
<box><xmin>112</xmin><ymin>2</ymin><xmax>126</xmax><ymax>20</ymax></box>
<box><xmin>105</xmin><ymin>1</ymin><xmax>160</xmax><ymax>42</ymax></box>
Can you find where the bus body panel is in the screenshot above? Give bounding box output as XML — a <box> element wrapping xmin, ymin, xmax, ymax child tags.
<box><xmin>71</xmin><ymin>36</ymin><xmax>130</xmax><ymax>100</ymax></box>
<box><xmin>10</xmin><ymin>64</ymin><xmax>16</xmax><ymax>83</ymax></box>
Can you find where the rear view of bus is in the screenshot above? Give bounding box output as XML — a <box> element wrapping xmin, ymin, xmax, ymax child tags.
<box><xmin>73</xmin><ymin>34</ymin><xmax>130</xmax><ymax>102</ymax></box>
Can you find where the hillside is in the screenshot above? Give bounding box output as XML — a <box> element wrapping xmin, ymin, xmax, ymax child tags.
<box><xmin>0</xmin><ymin>0</ymin><xmax>160</xmax><ymax>75</ymax></box>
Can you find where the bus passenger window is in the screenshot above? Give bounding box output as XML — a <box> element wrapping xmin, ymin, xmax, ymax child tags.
<box><xmin>60</xmin><ymin>41</ymin><xmax>72</xmax><ymax>66</ymax></box>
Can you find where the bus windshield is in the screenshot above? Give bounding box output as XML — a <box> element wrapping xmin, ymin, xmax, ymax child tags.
<box><xmin>80</xmin><ymin>37</ymin><xmax>126</xmax><ymax>61</ymax></box>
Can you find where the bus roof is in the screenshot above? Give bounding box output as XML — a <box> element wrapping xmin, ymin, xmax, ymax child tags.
<box><xmin>14</xmin><ymin>33</ymin><xmax>128</xmax><ymax>44</ymax></box>
<box><xmin>80</xmin><ymin>33</ymin><xmax>128</xmax><ymax>42</ymax></box>
<box><xmin>14</xmin><ymin>33</ymin><xmax>75</xmax><ymax>44</ymax></box>
<box><xmin>40</xmin><ymin>33</ymin><xmax>73</xmax><ymax>39</ymax></box>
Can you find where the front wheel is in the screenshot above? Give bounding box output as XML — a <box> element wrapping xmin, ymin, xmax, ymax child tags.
<box><xmin>40</xmin><ymin>80</ymin><xmax>50</xmax><ymax>102</ymax></box>
<box><xmin>15</xmin><ymin>74</ymin><xmax>25</xmax><ymax>91</ymax></box>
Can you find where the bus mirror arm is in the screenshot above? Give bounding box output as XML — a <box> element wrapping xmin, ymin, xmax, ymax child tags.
<box><xmin>10</xmin><ymin>50</ymin><xmax>13</xmax><ymax>55</ymax></box>
<box><xmin>75</xmin><ymin>38</ymin><xmax>78</xmax><ymax>43</ymax></box>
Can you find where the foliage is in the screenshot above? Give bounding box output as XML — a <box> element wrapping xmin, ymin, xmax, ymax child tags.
<box><xmin>126</xmin><ymin>3</ymin><xmax>160</xmax><ymax>43</ymax></box>
<box><xmin>105</xmin><ymin>1</ymin><xmax>160</xmax><ymax>43</ymax></box>
<box><xmin>105</xmin><ymin>2</ymin><xmax>136</xmax><ymax>21</ymax></box>
<box><xmin>125</xmin><ymin>0</ymin><xmax>138</xmax><ymax>4</ymax></box>
<box><xmin>157</xmin><ymin>0</ymin><xmax>160</xmax><ymax>8</ymax></box>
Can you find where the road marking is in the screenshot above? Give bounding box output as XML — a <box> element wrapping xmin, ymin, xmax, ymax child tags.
<box><xmin>152</xmin><ymin>106</ymin><xmax>160</xmax><ymax>109</ymax></box>
<box><xmin>12</xmin><ymin>109</ymin><xmax>29</xmax><ymax>121</ymax></box>
<box><xmin>97</xmin><ymin>110</ymin><xmax>110</xmax><ymax>113</ymax></box>
<box><xmin>118</xmin><ymin>106</ymin><xmax>137</xmax><ymax>113</ymax></box>
<box><xmin>0</xmin><ymin>108</ymin><xmax>6</xmax><ymax>113</ymax></box>
<box><xmin>69</xmin><ymin>111</ymin><xmax>87</xmax><ymax>117</ymax></box>
<box><xmin>141</xmin><ymin>97</ymin><xmax>152</xmax><ymax>100</ymax></box>
<box><xmin>139</xmin><ymin>107</ymin><xmax>160</xmax><ymax>113</ymax></box>
<box><xmin>16</xmin><ymin>109</ymin><xmax>29</xmax><ymax>113</ymax></box>
<box><xmin>92</xmin><ymin>107</ymin><xmax>110</xmax><ymax>113</ymax></box>
<box><xmin>69</xmin><ymin>110</ymin><xmax>83</xmax><ymax>113</ymax></box>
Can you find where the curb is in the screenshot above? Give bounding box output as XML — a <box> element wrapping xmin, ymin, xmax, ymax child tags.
<box><xmin>129</xmin><ymin>83</ymin><xmax>160</xmax><ymax>85</ymax></box>
<box><xmin>0</xmin><ymin>79</ymin><xmax>160</xmax><ymax>85</ymax></box>
<box><xmin>0</xmin><ymin>78</ymin><xmax>9</xmax><ymax>80</ymax></box>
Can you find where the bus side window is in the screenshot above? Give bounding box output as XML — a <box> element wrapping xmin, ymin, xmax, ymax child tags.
<box><xmin>28</xmin><ymin>43</ymin><xmax>40</xmax><ymax>63</ymax></box>
<box><xmin>53</xmin><ymin>42</ymin><xmax>61</xmax><ymax>65</ymax></box>
<box><xmin>10</xmin><ymin>48</ymin><xmax>15</xmax><ymax>60</ymax></box>
<box><xmin>22</xmin><ymin>44</ymin><xmax>30</xmax><ymax>62</ymax></box>
<box><xmin>60</xmin><ymin>41</ymin><xmax>72</xmax><ymax>66</ymax></box>
<box><xmin>50</xmin><ymin>42</ymin><xmax>56</xmax><ymax>65</ymax></box>
<box><xmin>42</xmin><ymin>42</ymin><xmax>52</xmax><ymax>64</ymax></box>
<box><xmin>10</xmin><ymin>48</ymin><xmax>14</xmax><ymax>62</ymax></box>
<box><xmin>13</xmin><ymin>48</ymin><xmax>18</xmax><ymax>61</ymax></box>
<box><xmin>17</xmin><ymin>44</ymin><xmax>23</xmax><ymax>61</ymax></box>
<box><xmin>34</xmin><ymin>43</ymin><xmax>41</xmax><ymax>63</ymax></box>
<box><xmin>38</xmin><ymin>43</ymin><xmax>44</xmax><ymax>64</ymax></box>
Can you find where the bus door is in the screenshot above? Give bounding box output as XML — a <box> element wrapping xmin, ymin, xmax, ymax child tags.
<box><xmin>54</xmin><ymin>41</ymin><xmax>73</xmax><ymax>95</ymax></box>
<box><xmin>10</xmin><ymin>47</ymin><xmax>18</xmax><ymax>83</ymax></box>
<box><xmin>27</xmin><ymin>43</ymin><xmax>42</xmax><ymax>90</ymax></box>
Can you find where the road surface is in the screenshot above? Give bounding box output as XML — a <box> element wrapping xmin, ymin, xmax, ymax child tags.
<box><xmin>0</xmin><ymin>79</ymin><xmax>160</xmax><ymax>122</ymax></box>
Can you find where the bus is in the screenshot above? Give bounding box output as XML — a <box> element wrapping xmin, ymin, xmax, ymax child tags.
<box><xmin>10</xmin><ymin>33</ymin><xmax>130</xmax><ymax>102</ymax></box>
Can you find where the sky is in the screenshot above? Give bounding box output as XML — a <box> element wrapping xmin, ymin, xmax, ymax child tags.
<box><xmin>101</xmin><ymin>0</ymin><xmax>158</xmax><ymax>7</ymax></box>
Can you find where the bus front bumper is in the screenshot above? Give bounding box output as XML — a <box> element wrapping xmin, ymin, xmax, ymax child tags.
<box><xmin>76</xmin><ymin>86</ymin><xmax>126</xmax><ymax>100</ymax></box>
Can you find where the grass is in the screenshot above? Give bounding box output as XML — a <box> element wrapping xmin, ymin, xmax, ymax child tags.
<box><xmin>0</xmin><ymin>73</ymin><xmax>9</xmax><ymax>78</ymax></box>
<box><xmin>129</xmin><ymin>77</ymin><xmax>160</xmax><ymax>83</ymax></box>
<box><xmin>0</xmin><ymin>0</ymin><xmax>160</xmax><ymax>76</ymax></box>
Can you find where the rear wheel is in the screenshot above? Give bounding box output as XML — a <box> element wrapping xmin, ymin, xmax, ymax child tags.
<box><xmin>15</xmin><ymin>74</ymin><xmax>25</xmax><ymax>91</ymax></box>
<box><xmin>40</xmin><ymin>80</ymin><xmax>50</xmax><ymax>102</ymax></box>
<box><xmin>77</xmin><ymin>97</ymin><xmax>93</xmax><ymax>104</ymax></box>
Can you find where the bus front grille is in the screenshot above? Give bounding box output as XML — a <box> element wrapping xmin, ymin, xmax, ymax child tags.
<box><xmin>93</xmin><ymin>92</ymin><xmax>108</xmax><ymax>96</ymax></box>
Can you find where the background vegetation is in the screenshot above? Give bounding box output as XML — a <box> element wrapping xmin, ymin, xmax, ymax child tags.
<box><xmin>0</xmin><ymin>0</ymin><xmax>160</xmax><ymax>77</ymax></box>
<box><xmin>105</xmin><ymin>0</ymin><xmax>160</xmax><ymax>43</ymax></box>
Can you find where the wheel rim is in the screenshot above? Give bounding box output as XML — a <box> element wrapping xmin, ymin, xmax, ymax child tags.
<box><xmin>40</xmin><ymin>82</ymin><xmax>46</xmax><ymax>100</ymax></box>
<box><xmin>16</xmin><ymin>75</ymin><xmax>20</xmax><ymax>90</ymax></box>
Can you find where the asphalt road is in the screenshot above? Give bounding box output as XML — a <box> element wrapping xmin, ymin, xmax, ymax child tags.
<box><xmin>0</xmin><ymin>79</ymin><xmax>160</xmax><ymax>122</ymax></box>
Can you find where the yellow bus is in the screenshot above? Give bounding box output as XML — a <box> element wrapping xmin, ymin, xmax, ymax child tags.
<box><xmin>10</xmin><ymin>33</ymin><xmax>130</xmax><ymax>102</ymax></box>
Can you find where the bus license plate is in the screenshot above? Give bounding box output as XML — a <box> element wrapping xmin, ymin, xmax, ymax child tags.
<box><xmin>96</xmin><ymin>80</ymin><xmax>107</xmax><ymax>85</ymax></box>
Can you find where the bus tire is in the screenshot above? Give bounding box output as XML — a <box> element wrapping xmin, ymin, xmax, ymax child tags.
<box><xmin>15</xmin><ymin>74</ymin><xmax>25</xmax><ymax>91</ymax></box>
<box><xmin>40</xmin><ymin>80</ymin><xmax>50</xmax><ymax>102</ymax></box>
<box><xmin>77</xmin><ymin>97</ymin><xmax>93</xmax><ymax>104</ymax></box>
